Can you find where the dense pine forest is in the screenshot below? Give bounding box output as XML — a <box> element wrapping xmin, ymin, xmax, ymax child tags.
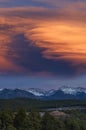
<box><xmin>0</xmin><ymin>108</ymin><xmax>86</xmax><ymax>130</ymax></box>
<box><xmin>0</xmin><ymin>98</ymin><xmax>86</xmax><ymax>111</ymax></box>
<box><xmin>0</xmin><ymin>98</ymin><xmax>86</xmax><ymax>130</ymax></box>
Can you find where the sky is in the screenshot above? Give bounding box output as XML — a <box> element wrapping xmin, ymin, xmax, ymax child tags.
<box><xmin>0</xmin><ymin>0</ymin><xmax>86</xmax><ymax>89</ymax></box>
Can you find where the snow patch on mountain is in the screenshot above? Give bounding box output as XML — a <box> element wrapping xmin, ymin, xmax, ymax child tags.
<box><xmin>26</xmin><ymin>88</ymin><xmax>55</xmax><ymax>96</ymax></box>
<box><xmin>26</xmin><ymin>88</ymin><xmax>47</xmax><ymax>96</ymax></box>
<box><xmin>60</xmin><ymin>86</ymin><xmax>86</xmax><ymax>95</ymax></box>
<box><xmin>0</xmin><ymin>88</ymin><xmax>4</xmax><ymax>91</ymax></box>
<box><xmin>46</xmin><ymin>89</ymin><xmax>56</xmax><ymax>96</ymax></box>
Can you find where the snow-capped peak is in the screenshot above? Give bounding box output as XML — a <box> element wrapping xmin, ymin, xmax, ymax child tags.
<box><xmin>0</xmin><ymin>88</ymin><xmax>4</xmax><ymax>91</ymax></box>
<box><xmin>60</xmin><ymin>86</ymin><xmax>86</xmax><ymax>95</ymax></box>
<box><xmin>25</xmin><ymin>88</ymin><xmax>56</xmax><ymax>96</ymax></box>
<box><xmin>26</xmin><ymin>88</ymin><xmax>47</xmax><ymax>96</ymax></box>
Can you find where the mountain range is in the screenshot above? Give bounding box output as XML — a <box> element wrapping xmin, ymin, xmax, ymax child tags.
<box><xmin>0</xmin><ymin>87</ymin><xmax>86</xmax><ymax>100</ymax></box>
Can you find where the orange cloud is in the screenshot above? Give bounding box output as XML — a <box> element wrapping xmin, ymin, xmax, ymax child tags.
<box><xmin>31</xmin><ymin>22</ymin><xmax>86</xmax><ymax>62</ymax></box>
<box><xmin>0</xmin><ymin>6</ymin><xmax>86</xmax><ymax>74</ymax></box>
<box><xmin>0</xmin><ymin>55</ymin><xmax>24</xmax><ymax>74</ymax></box>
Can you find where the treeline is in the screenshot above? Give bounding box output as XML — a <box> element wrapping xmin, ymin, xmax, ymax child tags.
<box><xmin>0</xmin><ymin>98</ymin><xmax>86</xmax><ymax>111</ymax></box>
<box><xmin>0</xmin><ymin>109</ymin><xmax>86</xmax><ymax>130</ymax></box>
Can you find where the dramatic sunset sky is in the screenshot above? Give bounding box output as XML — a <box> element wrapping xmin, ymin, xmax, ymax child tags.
<box><xmin>0</xmin><ymin>0</ymin><xmax>86</xmax><ymax>89</ymax></box>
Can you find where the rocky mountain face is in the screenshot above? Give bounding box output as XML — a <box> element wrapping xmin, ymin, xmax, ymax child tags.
<box><xmin>0</xmin><ymin>87</ymin><xmax>86</xmax><ymax>100</ymax></box>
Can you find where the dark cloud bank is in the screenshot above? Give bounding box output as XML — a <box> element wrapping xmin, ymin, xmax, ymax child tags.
<box><xmin>5</xmin><ymin>33</ymin><xmax>83</xmax><ymax>77</ymax></box>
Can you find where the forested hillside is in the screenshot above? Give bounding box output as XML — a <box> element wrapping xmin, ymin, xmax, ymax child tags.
<box><xmin>0</xmin><ymin>108</ymin><xmax>86</xmax><ymax>130</ymax></box>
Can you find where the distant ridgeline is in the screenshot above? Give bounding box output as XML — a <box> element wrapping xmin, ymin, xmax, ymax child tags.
<box><xmin>0</xmin><ymin>87</ymin><xmax>86</xmax><ymax>100</ymax></box>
